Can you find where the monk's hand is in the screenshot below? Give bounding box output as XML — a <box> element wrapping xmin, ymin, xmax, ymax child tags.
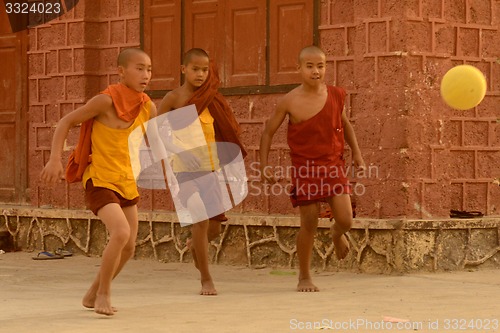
<box><xmin>40</xmin><ymin>159</ymin><xmax>64</xmax><ymax>184</ymax></box>
<box><xmin>178</xmin><ymin>151</ymin><xmax>201</xmax><ymax>171</ymax></box>
<box><xmin>352</xmin><ymin>152</ymin><xmax>366</xmax><ymax>171</ymax></box>
<box><xmin>260</xmin><ymin>165</ymin><xmax>276</xmax><ymax>184</ymax></box>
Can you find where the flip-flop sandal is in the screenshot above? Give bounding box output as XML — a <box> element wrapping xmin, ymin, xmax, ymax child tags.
<box><xmin>54</xmin><ymin>248</ymin><xmax>73</xmax><ymax>257</ymax></box>
<box><xmin>450</xmin><ymin>209</ymin><xmax>484</xmax><ymax>218</ymax></box>
<box><xmin>32</xmin><ymin>251</ymin><xmax>64</xmax><ymax>260</ymax></box>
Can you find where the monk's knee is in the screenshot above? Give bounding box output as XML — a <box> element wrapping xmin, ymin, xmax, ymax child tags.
<box><xmin>207</xmin><ymin>220</ymin><xmax>221</xmax><ymax>241</ymax></box>
<box><xmin>110</xmin><ymin>226</ymin><xmax>131</xmax><ymax>247</ymax></box>
<box><xmin>122</xmin><ymin>242</ymin><xmax>135</xmax><ymax>260</ymax></box>
<box><xmin>332</xmin><ymin>216</ymin><xmax>352</xmax><ymax>234</ymax></box>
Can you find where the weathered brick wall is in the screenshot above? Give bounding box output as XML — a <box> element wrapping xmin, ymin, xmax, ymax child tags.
<box><xmin>30</xmin><ymin>0</ymin><xmax>499</xmax><ymax>219</ymax></box>
<box><xmin>225</xmin><ymin>94</ymin><xmax>293</xmax><ymax>215</ymax></box>
<box><xmin>403</xmin><ymin>0</ymin><xmax>500</xmax><ymax>218</ymax></box>
<box><xmin>318</xmin><ymin>0</ymin><xmax>500</xmax><ymax>218</ymax></box>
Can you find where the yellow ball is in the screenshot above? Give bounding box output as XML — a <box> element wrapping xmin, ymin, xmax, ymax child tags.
<box><xmin>440</xmin><ymin>65</ymin><xmax>487</xmax><ymax>110</ymax></box>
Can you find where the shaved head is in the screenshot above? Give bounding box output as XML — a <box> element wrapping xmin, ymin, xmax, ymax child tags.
<box><xmin>298</xmin><ymin>45</ymin><xmax>325</xmax><ymax>64</ymax></box>
<box><xmin>183</xmin><ymin>48</ymin><xmax>209</xmax><ymax>65</ymax></box>
<box><xmin>117</xmin><ymin>48</ymin><xmax>149</xmax><ymax>67</ymax></box>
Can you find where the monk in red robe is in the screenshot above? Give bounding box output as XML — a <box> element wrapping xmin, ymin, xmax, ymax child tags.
<box><xmin>260</xmin><ymin>46</ymin><xmax>365</xmax><ymax>292</ymax></box>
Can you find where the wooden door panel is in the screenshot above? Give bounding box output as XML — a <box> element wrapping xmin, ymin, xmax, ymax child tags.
<box><xmin>0</xmin><ymin>37</ymin><xmax>17</xmax><ymax>201</ymax></box>
<box><xmin>270</xmin><ymin>0</ymin><xmax>313</xmax><ymax>85</ymax></box>
<box><xmin>0</xmin><ymin>124</ymin><xmax>16</xmax><ymax>191</ymax></box>
<box><xmin>184</xmin><ymin>0</ymin><xmax>225</xmax><ymax>79</ymax></box>
<box><xmin>224</xmin><ymin>0</ymin><xmax>266</xmax><ymax>87</ymax></box>
<box><xmin>143</xmin><ymin>0</ymin><xmax>181</xmax><ymax>90</ymax></box>
<box><xmin>0</xmin><ymin>6</ymin><xmax>27</xmax><ymax>204</ymax></box>
<box><xmin>184</xmin><ymin>0</ymin><xmax>223</xmax><ymax>62</ymax></box>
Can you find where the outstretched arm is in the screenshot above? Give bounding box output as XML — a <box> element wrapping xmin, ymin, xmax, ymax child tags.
<box><xmin>259</xmin><ymin>98</ymin><xmax>288</xmax><ymax>183</ymax></box>
<box><xmin>341</xmin><ymin>108</ymin><xmax>365</xmax><ymax>169</ymax></box>
<box><xmin>40</xmin><ymin>94</ymin><xmax>109</xmax><ymax>184</ymax></box>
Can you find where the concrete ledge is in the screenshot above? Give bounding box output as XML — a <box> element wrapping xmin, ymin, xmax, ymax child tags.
<box><xmin>2</xmin><ymin>206</ymin><xmax>500</xmax><ymax>273</ymax></box>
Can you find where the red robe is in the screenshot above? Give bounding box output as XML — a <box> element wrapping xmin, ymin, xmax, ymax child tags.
<box><xmin>65</xmin><ymin>83</ymin><xmax>151</xmax><ymax>183</ymax></box>
<box><xmin>287</xmin><ymin>86</ymin><xmax>351</xmax><ymax>207</ymax></box>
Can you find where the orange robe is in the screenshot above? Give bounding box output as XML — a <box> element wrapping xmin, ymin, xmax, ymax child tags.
<box><xmin>174</xmin><ymin>61</ymin><xmax>246</xmax><ymax>222</ymax></box>
<box><xmin>287</xmin><ymin>86</ymin><xmax>351</xmax><ymax>207</ymax></box>
<box><xmin>82</xmin><ymin>103</ymin><xmax>150</xmax><ymax>199</ymax></box>
<box><xmin>185</xmin><ymin>61</ymin><xmax>246</xmax><ymax>160</ymax></box>
<box><xmin>65</xmin><ymin>83</ymin><xmax>151</xmax><ymax>184</ymax></box>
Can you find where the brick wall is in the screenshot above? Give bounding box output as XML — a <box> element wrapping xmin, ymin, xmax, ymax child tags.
<box><xmin>318</xmin><ymin>0</ymin><xmax>500</xmax><ymax>218</ymax></box>
<box><xmin>30</xmin><ymin>0</ymin><xmax>500</xmax><ymax>219</ymax></box>
<box><xmin>404</xmin><ymin>0</ymin><xmax>500</xmax><ymax>218</ymax></box>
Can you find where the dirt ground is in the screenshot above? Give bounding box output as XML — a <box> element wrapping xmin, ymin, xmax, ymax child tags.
<box><xmin>1</xmin><ymin>251</ymin><xmax>499</xmax><ymax>333</ymax></box>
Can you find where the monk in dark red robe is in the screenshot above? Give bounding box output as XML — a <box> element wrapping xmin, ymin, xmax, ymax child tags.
<box><xmin>260</xmin><ymin>46</ymin><xmax>365</xmax><ymax>292</ymax></box>
<box><xmin>287</xmin><ymin>85</ymin><xmax>351</xmax><ymax>207</ymax></box>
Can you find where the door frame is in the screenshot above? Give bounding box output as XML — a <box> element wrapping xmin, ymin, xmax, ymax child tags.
<box><xmin>0</xmin><ymin>29</ymin><xmax>29</xmax><ymax>204</ymax></box>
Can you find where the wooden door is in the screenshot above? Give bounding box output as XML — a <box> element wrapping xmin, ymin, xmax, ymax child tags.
<box><xmin>0</xmin><ymin>8</ymin><xmax>28</xmax><ymax>204</ymax></box>
<box><xmin>143</xmin><ymin>0</ymin><xmax>182</xmax><ymax>91</ymax></box>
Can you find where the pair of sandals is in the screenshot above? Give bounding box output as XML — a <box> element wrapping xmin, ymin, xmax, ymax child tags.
<box><xmin>449</xmin><ymin>209</ymin><xmax>484</xmax><ymax>219</ymax></box>
<box><xmin>318</xmin><ymin>208</ymin><xmax>482</xmax><ymax>219</ymax></box>
<box><xmin>32</xmin><ymin>248</ymin><xmax>73</xmax><ymax>260</ymax></box>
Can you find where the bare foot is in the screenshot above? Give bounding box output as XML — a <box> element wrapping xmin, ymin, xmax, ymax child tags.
<box><xmin>186</xmin><ymin>238</ymin><xmax>199</xmax><ymax>269</ymax></box>
<box><xmin>82</xmin><ymin>289</ymin><xmax>117</xmax><ymax>312</ymax></box>
<box><xmin>94</xmin><ymin>294</ymin><xmax>114</xmax><ymax>316</ymax></box>
<box><xmin>331</xmin><ymin>231</ymin><xmax>350</xmax><ymax>260</ymax></box>
<box><xmin>297</xmin><ymin>278</ymin><xmax>319</xmax><ymax>292</ymax></box>
<box><xmin>200</xmin><ymin>279</ymin><xmax>217</xmax><ymax>296</ymax></box>
<box><xmin>82</xmin><ymin>287</ymin><xmax>96</xmax><ymax>309</ymax></box>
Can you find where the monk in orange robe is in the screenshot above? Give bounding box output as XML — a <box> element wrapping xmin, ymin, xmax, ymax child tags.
<box><xmin>260</xmin><ymin>46</ymin><xmax>365</xmax><ymax>292</ymax></box>
<box><xmin>159</xmin><ymin>48</ymin><xmax>246</xmax><ymax>296</ymax></box>
<box><xmin>41</xmin><ymin>48</ymin><xmax>160</xmax><ymax>316</ymax></box>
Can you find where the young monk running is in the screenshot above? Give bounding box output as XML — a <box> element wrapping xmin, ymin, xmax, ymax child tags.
<box><xmin>158</xmin><ymin>48</ymin><xmax>246</xmax><ymax>295</ymax></box>
<box><xmin>259</xmin><ymin>45</ymin><xmax>365</xmax><ymax>292</ymax></box>
<box><xmin>40</xmin><ymin>48</ymin><xmax>158</xmax><ymax>315</ymax></box>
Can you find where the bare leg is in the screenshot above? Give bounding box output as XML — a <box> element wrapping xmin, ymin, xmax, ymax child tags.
<box><xmin>207</xmin><ymin>219</ymin><xmax>222</xmax><ymax>242</ymax></box>
<box><xmin>191</xmin><ymin>220</ymin><xmax>217</xmax><ymax>295</ymax></box>
<box><xmin>186</xmin><ymin>238</ymin><xmax>198</xmax><ymax>269</ymax></box>
<box><xmin>82</xmin><ymin>204</ymin><xmax>138</xmax><ymax>315</ymax></box>
<box><xmin>183</xmin><ymin>192</ymin><xmax>216</xmax><ymax>295</ymax></box>
<box><xmin>296</xmin><ymin>203</ymin><xmax>320</xmax><ymax>292</ymax></box>
<box><xmin>326</xmin><ymin>195</ymin><xmax>352</xmax><ymax>260</ymax></box>
<box><xmin>187</xmin><ymin>219</ymin><xmax>221</xmax><ymax>269</ymax></box>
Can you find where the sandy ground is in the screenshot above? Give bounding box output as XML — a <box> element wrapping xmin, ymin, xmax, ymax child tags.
<box><xmin>1</xmin><ymin>251</ymin><xmax>499</xmax><ymax>333</ymax></box>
